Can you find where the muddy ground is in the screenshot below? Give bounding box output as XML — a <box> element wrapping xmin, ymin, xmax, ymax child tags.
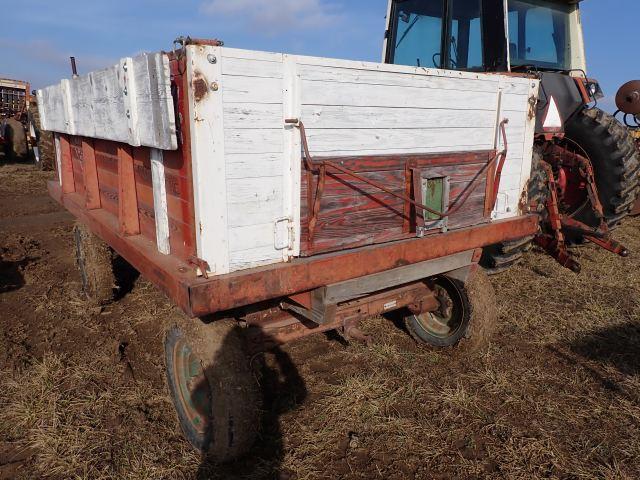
<box><xmin>2</xmin><ymin>160</ymin><xmax>640</xmax><ymax>480</ymax></box>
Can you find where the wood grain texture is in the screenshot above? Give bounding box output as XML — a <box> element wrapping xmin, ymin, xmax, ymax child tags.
<box><xmin>117</xmin><ymin>146</ymin><xmax>140</xmax><ymax>236</ymax></box>
<box><xmin>81</xmin><ymin>139</ymin><xmax>101</xmax><ymax>210</ymax></box>
<box><xmin>300</xmin><ymin>151</ymin><xmax>492</xmax><ymax>256</ymax></box>
<box><xmin>37</xmin><ymin>52</ymin><xmax>177</xmax><ymax>150</ymax></box>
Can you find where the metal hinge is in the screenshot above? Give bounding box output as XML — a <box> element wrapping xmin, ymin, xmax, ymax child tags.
<box><xmin>274</xmin><ymin>217</ymin><xmax>294</xmax><ymax>251</ymax></box>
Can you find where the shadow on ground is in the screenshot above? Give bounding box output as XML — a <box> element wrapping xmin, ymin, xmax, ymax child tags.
<box><xmin>196</xmin><ymin>335</ymin><xmax>308</xmax><ymax>480</ymax></box>
<box><xmin>569</xmin><ymin>321</ymin><xmax>640</xmax><ymax>377</ymax></box>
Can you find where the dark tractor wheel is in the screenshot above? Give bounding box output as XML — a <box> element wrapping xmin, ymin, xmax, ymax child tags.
<box><xmin>165</xmin><ymin>318</ymin><xmax>260</xmax><ymax>463</ymax></box>
<box><xmin>3</xmin><ymin>118</ymin><xmax>28</xmax><ymax>162</ymax></box>
<box><xmin>565</xmin><ymin>107</ymin><xmax>640</xmax><ymax>230</ymax></box>
<box><xmin>480</xmin><ymin>148</ymin><xmax>549</xmax><ymax>274</ymax></box>
<box><xmin>405</xmin><ymin>269</ymin><xmax>497</xmax><ymax>352</ymax></box>
<box><xmin>73</xmin><ymin>222</ymin><xmax>115</xmax><ymax>305</ymax></box>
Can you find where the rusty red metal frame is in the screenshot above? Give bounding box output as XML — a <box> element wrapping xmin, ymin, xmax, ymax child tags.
<box><xmin>49</xmin><ymin>180</ymin><xmax>537</xmax><ymax>318</ymax></box>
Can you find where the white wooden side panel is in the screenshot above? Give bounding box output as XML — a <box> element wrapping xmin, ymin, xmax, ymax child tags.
<box><xmin>36</xmin><ymin>52</ymin><xmax>177</xmax><ymax>150</ymax></box>
<box><xmin>190</xmin><ymin>46</ymin><xmax>539</xmax><ymax>274</ymax></box>
<box><xmin>87</xmin><ymin>67</ymin><xmax>130</xmax><ymax>143</ymax></box>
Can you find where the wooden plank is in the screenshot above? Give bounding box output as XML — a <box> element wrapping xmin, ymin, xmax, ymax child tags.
<box><xmin>58</xmin><ymin>134</ymin><xmax>75</xmax><ymax>194</ymax></box>
<box><xmin>300</xmin><ymin>80</ymin><xmax>498</xmax><ymax>109</ymax></box>
<box><xmin>297</xmin><ymin>63</ymin><xmax>500</xmax><ymax>92</ymax></box>
<box><xmin>224</xmin><ymin>128</ymin><xmax>283</xmax><ymax>154</ymax></box>
<box><xmin>223</xmin><ymin>76</ymin><xmax>283</xmax><ymax>104</ymax></box>
<box><xmin>302</xmin><ymin>127</ymin><xmax>495</xmax><ymax>154</ymax></box>
<box><xmin>226</xmin><ymin>153</ymin><xmax>283</xmax><ymax>179</ymax></box>
<box><xmin>222</xmin><ymin>56</ymin><xmax>284</xmax><ymax>79</ymax></box>
<box><xmin>150</xmin><ymin>148</ymin><xmax>171</xmax><ymax>255</ymax></box>
<box><xmin>187</xmin><ymin>45</ymin><xmax>230</xmax><ymax>275</ymax></box>
<box><xmin>82</xmin><ymin>139</ymin><xmax>101</xmax><ymax>210</ymax></box>
<box><xmin>117</xmin><ymin>145</ymin><xmax>140</xmax><ymax>235</ymax></box>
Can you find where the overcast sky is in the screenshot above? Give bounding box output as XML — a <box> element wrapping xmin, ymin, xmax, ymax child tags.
<box><xmin>1</xmin><ymin>0</ymin><xmax>638</xmax><ymax>112</ymax></box>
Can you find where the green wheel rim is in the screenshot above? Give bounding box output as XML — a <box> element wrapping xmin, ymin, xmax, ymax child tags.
<box><xmin>414</xmin><ymin>281</ymin><xmax>465</xmax><ymax>339</ymax></box>
<box><xmin>171</xmin><ymin>338</ymin><xmax>211</xmax><ymax>434</ymax></box>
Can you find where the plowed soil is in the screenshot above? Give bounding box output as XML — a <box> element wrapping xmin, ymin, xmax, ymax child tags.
<box><xmin>2</xmin><ymin>161</ymin><xmax>640</xmax><ymax>480</ymax></box>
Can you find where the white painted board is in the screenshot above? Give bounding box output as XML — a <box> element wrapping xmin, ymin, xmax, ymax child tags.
<box><xmin>36</xmin><ymin>52</ymin><xmax>177</xmax><ymax>151</ymax></box>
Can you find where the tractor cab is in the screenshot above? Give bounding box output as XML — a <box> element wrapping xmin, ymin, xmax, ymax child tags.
<box><xmin>384</xmin><ymin>0</ymin><xmax>586</xmax><ymax>73</ymax></box>
<box><xmin>384</xmin><ymin>0</ymin><xmax>595</xmax><ymax>135</ymax></box>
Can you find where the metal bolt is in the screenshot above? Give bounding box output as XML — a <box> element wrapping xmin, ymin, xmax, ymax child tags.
<box><xmin>207</xmin><ymin>54</ymin><xmax>217</xmax><ymax>64</ymax></box>
<box><xmin>210</xmin><ymin>82</ymin><xmax>219</xmax><ymax>91</ymax></box>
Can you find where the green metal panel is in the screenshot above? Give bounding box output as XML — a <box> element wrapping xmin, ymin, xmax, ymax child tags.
<box><xmin>422</xmin><ymin>177</ymin><xmax>445</xmax><ymax>221</ymax></box>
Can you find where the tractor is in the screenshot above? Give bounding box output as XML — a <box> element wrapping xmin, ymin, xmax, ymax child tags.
<box><xmin>383</xmin><ymin>0</ymin><xmax>640</xmax><ymax>273</ymax></box>
<box><xmin>0</xmin><ymin>78</ymin><xmax>30</xmax><ymax>162</ymax></box>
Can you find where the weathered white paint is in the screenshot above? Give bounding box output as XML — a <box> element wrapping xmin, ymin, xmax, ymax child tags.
<box><xmin>45</xmin><ymin>43</ymin><xmax>538</xmax><ymax>275</ymax></box>
<box><xmin>184</xmin><ymin>47</ymin><xmax>539</xmax><ymax>273</ymax></box>
<box><xmin>37</xmin><ymin>52</ymin><xmax>177</xmax><ymax>150</ymax></box>
<box><xmin>150</xmin><ymin>148</ymin><xmax>170</xmax><ymax>255</ymax></box>
<box><xmin>54</xmin><ymin>133</ymin><xmax>62</xmax><ymax>186</ymax></box>
<box><xmin>186</xmin><ymin>45</ymin><xmax>229</xmax><ymax>276</ymax></box>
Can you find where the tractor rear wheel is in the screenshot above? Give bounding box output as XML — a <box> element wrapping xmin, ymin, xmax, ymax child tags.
<box><xmin>3</xmin><ymin>118</ymin><xmax>28</xmax><ymax>161</ymax></box>
<box><xmin>165</xmin><ymin>318</ymin><xmax>260</xmax><ymax>462</ymax></box>
<box><xmin>480</xmin><ymin>148</ymin><xmax>549</xmax><ymax>274</ymax></box>
<box><xmin>564</xmin><ymin>107</ymin><xmax>640</xmax><ymax>230</ymax></box>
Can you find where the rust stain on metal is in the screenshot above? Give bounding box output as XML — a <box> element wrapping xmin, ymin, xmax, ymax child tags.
<box><xmin>192</xmin><ymin>71</ymin><xmax>209</xmax><ymax>103</ymax></box>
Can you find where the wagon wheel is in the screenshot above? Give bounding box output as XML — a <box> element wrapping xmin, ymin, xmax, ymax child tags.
<box><xmin>404</xmin><ymin>269</ymin><xmax>497</xmax><ymax>352</ymax></box>
<box><xmin>73</xmin><ymin>222</ymin><xmax>115</xmax><ymax>305</ymax></box>
<box><xmin>165</xmin><ymin>317</ymin><xmax>261</xmax><ymax>463</ymax></box>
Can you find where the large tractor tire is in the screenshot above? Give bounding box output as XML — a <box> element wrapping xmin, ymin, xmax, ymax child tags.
<box><xmin>404</xmin><ymin>269</ymin><xmax>498</xmax><ymax>353</ymax></box>
<box><xmin>564</xmin><ymin>107</ymin><xmax>640</xmax><ymax>230</ymax></box>
<box><xmin>3</xmin><ymin>118</ymin><xmax>28</xmax><ymax>161</ymax></box>
<box><xmin>165</xmin><ymin>318</ymin><xmax>260</xmax><ymax>463</ymax></box>
<box><xmin>480</xmin><ymin>148</ymin><xmax>549</xmax><ymax>274</ymax></box>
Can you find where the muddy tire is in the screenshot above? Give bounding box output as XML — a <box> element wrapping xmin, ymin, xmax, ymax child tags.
<box><xmin>165</xmin><ymin>318</ymin><xmax>260</xmax><ymax>463</ymax></box>
<box><xmin>405</xmin><ymin>269</ymin><xmax>497</xmax><ymax>352</ymax></box>
<box><xmin>3</xmin><ymin>118</ymin><xmax>28</xmax><ymax>161</ymax></box>
<box><xmin>73</xmin><ymin>222</ymin><xmax>115</xmax><ymax>305</ymax></box>
<box><xmin>565</xmin><ymin>107</ymin><xmax>640</xmax><ymax>230</ymax></box>
<box><xmin>480</xmin><ymin>148</ymin><xmax>549</xmax><ymax>274</ymax></box>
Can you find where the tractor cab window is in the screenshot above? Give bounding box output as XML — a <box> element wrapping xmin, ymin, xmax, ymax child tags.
<box><xmin>507</xmin><ymin>0</ymin><xmax>572</xmax><ymax>70</ymax></box>
<box><xmin>391</xmin><ymin>0</ymin><xmax>445</xmax><ymax>68</ymax></box>
<box><xmin>449</xmin><ymin>0</ymin><xmax>483</xmax><ymax>70</ymax></box>
<box><xmin>387</xmin><ymin>0</ymin><xmax>494</xmax><ymax>71</ymax></box>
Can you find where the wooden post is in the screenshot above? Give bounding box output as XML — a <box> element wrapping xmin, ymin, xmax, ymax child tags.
<box><xmin>58</xmin><ymin>134</ymin><xmax>75</xmax><ymax>194</ymax></box>
<box><xmin>81</xmin><ymin>139</ymin><xmax>101</xmax><ymax>210</ymax></box>
<box><xmin>117</xmin><ymin>145</ymin><xmax>140</xmax><ymax>235</ymax></box>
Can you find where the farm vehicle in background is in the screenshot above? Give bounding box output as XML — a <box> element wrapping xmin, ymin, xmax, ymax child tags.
<box><xmin>384</xmin><ymin>0</ymin><xmax>639</xmax><ymax>273</ymax></box>
<box><xmin>0</xmin><ymin>77</ymin><xmax>54</xmax><ymax>169</ymax></box>
<box><xmin>0</xmin><ymin>78</ymin><xmax>30</xmax><ymax>161</ymax></box>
